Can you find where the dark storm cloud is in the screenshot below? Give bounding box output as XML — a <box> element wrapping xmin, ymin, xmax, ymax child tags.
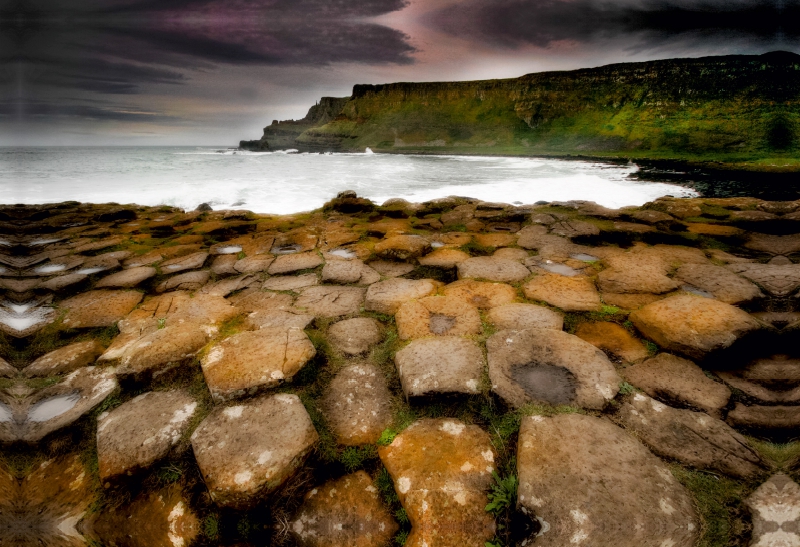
<box><xmin>0</xmin><ymin>98</ymin><xmax>178</xmax><ymax>122</ymax></box>
<box><xmin>428</xmin><ymin>0</ymin><xmax>799</xmax><ymax>50</ymax></box>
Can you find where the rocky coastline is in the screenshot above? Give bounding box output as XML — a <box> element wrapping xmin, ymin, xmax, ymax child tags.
<box><xmin>2</xmin><ymin>192</ymin><xmax>800</xmax><ymax>546</ymax></box>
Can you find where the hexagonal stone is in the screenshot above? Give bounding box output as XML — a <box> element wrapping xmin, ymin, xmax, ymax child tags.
<box><xmin>211</xmin><ymin>254</ymin><xmax>237</xmax><ymax>276</ymax></box>
<box><xmin>97</xmin><ymin>390</ymin><xmax>198</xmax><ymax>480</ymax></box>
<box><xmin>263</xmin><ymin>273</ymin><xmax>318</xmax><ymax>291</ymax></box>
<box><xmin>200</xmin><ymin>274</ymin><xmax>257</xmax><ymax>297</ymax></box>
<box><xmin>191</xmin><ymin>393</ymin><xmax>318</xmax><ymax>508</ymax></box>
<box><xmin>327</xmin><ymin>317</ymin><xmax>382</xmax><ymax>355</ymax></box>
<box><xmin>321</xmin><ymin>363</ymin><xmax>393</xmax><ymax>445</ymax></box>
<box><xmin>457</xmin><ymin>256</ymin><xmax>530</xmax><ymax>282</ymax></box>
<box><xmin>94</xmin><ymin>266</ymin><xmax>156</xmax><ymax>289</ymax></box>
<box><xmin>442</xmin><ymin>279</ymin><xmax>517</xmax><ymax>309</ymax></box>
<box><xmin>486</xmin><ymin>303</ymin><xmax>563</xmax><ymax>331</ymax></box>
<box><xmin>115</xmin><ymin>322</ymin><xmax>211</xmax><ymax>378</ymax></box>
<box><xmin>617</xmin><ymin>393</ymin><xmax>766</xmax><ymax>479</ymax></box>
<box><xmin>24</xmin><ymin>339</ymin><xmax>104</xmax><ymax>377</ymax></box>
<box><xmin>517</xmin><ymin>414</ymin><xmax>699</xmax><ymax>547</ymax></box>
<box><xmin>374</xmin><ymin>235</ymin><xmax>431</xmax><ymax>260</ymax></box>
<box><xmin>233</xmin><ymin>255</ymin><xmax>275</xmax><ymax>274</ymax></box>
<box><xmin>321</xmin><ymin>259</ymin><xmax>381</xmax><ymax>284</ymax></box>
<box><xmin>493</xmin><ymin>247</ymin><xmax>529</xmax><ymax>261</ymax></box>
<box><xmin>622</xmin><ymin>353</ymin><xmax>731</xmax><ymax>418</ymax></box>
<box><xmin>367</xmin><ymin>260</ymin><xmax>415</xmax><ymax>278</ymax></box>
<box><xmin>727</xmin><ymin>404</ymin><xmax>800</xmax><ymax>430</ymax></box>
<box><xmin>745</xmin><ymin>474</ymin><xmax>800</xmax><ymax>547</ymax></box>
<box><xmin>418</xmin><ymin>248</ymin><xmax>470</xmax><ymax>268</ymax></box>
<box><xmin>365</xmin><ymin>278</ymin><xmax>438</xmax><ymax>315</ymax></box>
<box><xmin>201</xmin><ymin>327</ymin><xmax>315</xmax><ymax>402</ymax></box>
<box><xmin>61</xmin><ymin>290</ymin><xmax>144</xmax><ymax>328</ymax></box>
<box><xmin>674</xmin><ymin>263</ymin><xmax>763</xmax><ymax>304</ymax></box>
<box><xmin>394</xmin><ymin>337</ymin><xmax>484</xmax><ymax>397</ymax></box>
<box><xmin>522</xmin><ymin>273</ymin><xmax>601</xmax><ymax>312</ymax></box>
<box><xmin>12</xmin><ymin>367</ymin><xmax>118</xmax><ymax>443</ymax></box>
<box><xmin>395</xmin><ymin>296</ymin><xmax>481</xmax><ymax>340</ymax></box>
<box><xmin>295</xmin><ymin>286</ymin><xmax>366</xmax><ymax>317</ymax></box>
<box><xmin>87</xmin><ymin>485</ymin><xmax>199</xmax><ymax>547</ymax></box>
<box><xmin>630</xmin><ymin>294</ymin><xmax>763</xmax><ymax>360</ymax></box>
<box><xmin>160</xmin><ymin>251</ymin><xmax>209</xmax><ymax>273</ymax></box>
<box><xmin>231</xmin><ymin>289</ymin><xmax>293</xmax><ymax>312</ymax></box>
<box><xmin>487</xmin><ymin>328</ymin><xmax>620</xmax><ymax>409</ymax></box>
<box><xmin>291</xmin><ymin>471</ymin><xmax>399</xmax><ymax>547</ymax></box>
<box><xmin>378</xmin><ymin>419</ymin><xmax>496</xmax><ymax>547</ymax></box>
<box><xmin>574</xmin><ymin>322</ymin><xmax>649</xmax><ymax>364</ymax></box>
<box><xmin>268</xmin><ymin>251</ymin><xmax>324</xmax><ymax>275</ymax></box>
<box><xmin>38</xmin><ymin>272</ymin><xmax>88</xmax><ymax>291</ymax></box>
<box><xmin>244</xmin><ymin>310</ymin><xmax>315</xmax><ymax>331</ymax></box>
<box><xmin>728</xmin><ymin>263</ymin><xmax>800</xmax><ymax>297</ymax></box>
<box><xmin>550</xmin><ymin>220</ymin><xmax>600</xmax><ymax>238</ymax></box>
<box><xmin>155</xmin><ymin>270</ymin><xmax>210</xmax><ymax>293</ymax></box>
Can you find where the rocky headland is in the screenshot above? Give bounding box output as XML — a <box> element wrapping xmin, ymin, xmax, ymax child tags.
<box><xmin>2</xmin><ymin>193</ymin><xmax>800</xmax><ymax>546</ymax></box>
<box><xmin>240</xmin><ymin>51</ymin><xmax>800</xmax><ymax>171</ymax></box>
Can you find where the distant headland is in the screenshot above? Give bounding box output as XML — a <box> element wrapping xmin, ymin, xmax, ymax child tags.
<box><xmin>240</xmin><ymin>52</ymin><xmax>800</xmax><ymax>172</ymax></box>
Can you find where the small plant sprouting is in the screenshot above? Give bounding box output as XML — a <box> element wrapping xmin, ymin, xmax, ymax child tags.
<box><xmin>237</xmin><ymin>251</ymin><xmax>246</xmax><ymax>260</ymax></box>
<box><xmin>394</xmin><ymin>529</ymin><xmax>409</xmax><ymax>545</ymax></box>
<box><xmin>619</xmin><ymin>381</ymin><xmax>636</xmax><ymax>395</ymax></box>
<box><xmin>485</xmin><ymin>471</ymin><xmax>518</xmax><ymax>516</ymax></box>
<box><xmin>395</xmin><ymin>508</ymin><xmax>409</xmax><ymax>525</ymax></box>
<box><xmin>600</xmin><ymin>304</ymin><xmax>620</xmax><ymax>315</ymax></box>
<box><xmin>644</xmin><ymin>340</ymin><xmax>659</xmax><ymax>355</ymax></box>
<box><xmin>378</xmin><ymin>428</ymin><xmax>397</xmax><ymax>446</ymax></box>
<box><xmin>157</xmin><ymin>317</ymin><xmax>166</xmax><ymax>329</ymax></box>
<box><xmin>204</xmin><ymin>514</ymin><xmax>220</xmax><ymax>539</ymax></box>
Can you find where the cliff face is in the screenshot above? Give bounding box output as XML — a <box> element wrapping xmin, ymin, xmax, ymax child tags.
<box><xmin>246</xmin><ymin>52</ymin><xmax>800</xmax><ymax>167</ymax></box>
<box><xmin>240</xmin><ymin>97</ymin><xmax>350</xmax><ymax>151</ymax></box>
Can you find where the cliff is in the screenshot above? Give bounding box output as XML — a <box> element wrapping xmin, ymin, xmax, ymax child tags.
<box><xmin>242</xmin><ymin>52</ymin><xmax>800</xmax><ymax>169</ymax></box>
<box><xmin>240</xmin><ymin>96</ymin><xmax>350</xmax><ymax>151</ymax></box>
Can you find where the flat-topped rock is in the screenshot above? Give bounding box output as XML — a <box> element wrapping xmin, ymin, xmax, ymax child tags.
<box><xmin>199</xmin><ymin>274</ymin><xmax>256</xmax><ymax>297</ymax></box>
<box><xmin>395</xmin><ymin>296</ymin><xmax>481</xmax><ymax>340</ymax></box>
<box><xmin>486</xmin><ymin>303</ymin><xmax>563</xmax><ymax>331</ymax></box>
<box><xmin>155</xmin><ymin>270</ymin><xmax>210</xmax><ymax>293</ymax></box>
<box><xmin>674</xmin><ymin>263</ymin><xmax>763</xmax><ymax>304</ymax></box>
<box><xmin>374</xmin><ymin>235</ymin><xmax>431</xmax><ymax>260</ymax></box>
<box><xmin>728</xmin><ymin>263</ymin><xmax>800</xmax><ymax>297</ymax></box>
<box><xmin>61</xmin><ymin>290</ymin><xmax>144</xmax><ymax>328</ymax></box>
<box><xmin>443</xmin><ymin>278</ymin><xmax>517</xmax><ymax>309</ymax></box>
<box><xmin>727</xmin><ymin>404</ymin><xmax>800</xmax><ymax>430</ymax></box>
<box><xmin>295</xmin><ymin>285</ymin><xmax>366</xmax><ymax>317</ymax></box>
<box><xmin>517</xmin><ymin>413</ymin><xmax>699</xmax><ymax>547</ymax></box>
<box><xmin>487</xmin><ymin>328</ymin><xmax>620</xmax><ymax>409</ymax></box>
<box><xmin>244</xmin><ymin>309</ymin><xmax>314</xmax><ymax>331</ymax></box>
<box><xmin>622</xmin><ymin>353</ymin><xmax>731</xmax><ymax>417</ymax></box>
<box><xmin>366</xmin><ymin>260</ymin><xmax>415</xmax><ymax>278</ymax></box>
<box><xmin>327</xmin><ymin>317</ymin><xmax>382</xmax><ymax>355</ymax></box>
<box><xmin>191</xmin><ymin>393</ymin><xmax>318</xmax><ymax>509</ymax></box>
<box><xmin>114</xmin><ymin>322</ymin><xmax>210</xmax><ymax>377</ymax></box>
<box><xmin>550</xmin><ymin>220</ymin><xmax>600</xmax><ymax>238</ymax></box>
<box><xmin>159</xmin><ymin>251</ymin><xmax>209</xmax><ymax>273</ymax></box>
<box><xmin>365</xmin><ymin>278</ymin><xmax>438</xmax><ymax>315</ymax></box>
<box><xmin>97</xmin><ymin>390</ymin><xmax>198</xmax><ymax>479</ymax></box>
<box><xmin>14</xmin><ymin>366</ymin><xmax>118</xmax><ymax>443</ymax></box>
<box><xmin>231</xmin><ymin>289</ymin><xmax>293</xmax><ymax>312</ymax></box>
<box><xmin>417</xmin><ymin>248</ymin><xmax>470</xmax><ymax>268</ymax></box>
<box><xmin>94</xmin><ymin>266</ymin><xmax>156</xmax><ymax>289</ymax></box>
<box><xmin>87</xmin><ymin>485</ymin><xmax>199</xmax><ymax>547</ymax></box>
<box><xmin>211</xmin><ymin>254</ymin><xmax>237</xmax><ymax>276</ymax></box>
<box><xmin>394</xmin><ymin>337</ymin><xmax>484</xmax><ymax>397</ymax></box>
<box><xmin>457</xmin><ymin>256</ymin><xmax>530</xmax><ymax>282</ymax></box>
<box><xmin>291</xmin><ymin>471</ymin><xmax>399</xmax><ymax>547</ymax></box>
<box><xmin>268</xmin><ymin>251</ymin><xmax>323</xmax><ymax>275</ymax></box>
<box><xmin>378</xmin><ymin>418</ymin><xmax>496</xmax><ymax>547</ymax></box>
<box><xmin>233</xmin><ymin>254</ymin><xmax>275</xmax><ymax>274</ymax></box>
<box><xmin>522</xmin><ymin>274</ymin><xmax>601</xmax><ymax>311</ymax></box>
<box><xmin>630</xmin><ymin>294</ymin><xmax>763</xmax><ymax>360</ymax></box>
<box><xmin>38</xmin><ymin>272</ymin><xmax>88</xmax><ymax>291</ymax></box>
<box><xmin>263</xmin><ymin>273</ymin><xmax>318</xmax><ymax>291</ymax></box>
<box><xmin>617</xmin><ymin>393</ymin><xmax>766</xmax><ymax>479</ymax></box>
<box><xmin>574</xmin><ymin>321</ymin><xmax>649</xmax><ymax>364</ymax></box>
<box><xmin>597</xmin><ymin>265</ymin><xmax>679</xmax><ymax>295</ymax></box>
<box><xmin>24</xmin><ymin>339</ymin><xmax>104</xmax><ymax>377</ymax></box>
<box><xmin>745</xmin><ymin>474</ymin><xmax>800</xmax><ymax>547</ymax></box>
<box><xmin>745</xmin><ymin>233</ymin><xmax>800</xmax><ymax>255</ymax></box>
<box><xmin>321</xmin><ymin>259</ymin><xmax>381</xmax><ymax>284</ymax></box>
<box><xmin>321</xmin><ymin>363</ymin><xmax>393</xmax><ymax>445</ymax></box>
<box><xmin>714</xmin><ymin>355</ymin><xmax>800</xmax><ymax>404</ymax></box>
<box><xmin>201</xmin><ymin>327</ymin><xmax>315</xmax><ymax>401</ymax></box>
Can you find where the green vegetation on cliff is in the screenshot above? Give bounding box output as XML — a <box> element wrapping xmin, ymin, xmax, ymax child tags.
<box><xmin>246</xmin><ymin>52</ymin><xmax>800</xmax><ymax>170</ymax></box>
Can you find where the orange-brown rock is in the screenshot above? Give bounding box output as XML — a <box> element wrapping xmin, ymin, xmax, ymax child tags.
<box><xmin>61</xmin><ymin>290</ymin><xmax>144</xmax><ymax>328</ymax></box>
<box><xmin>443</xmin><ymin>278</ymin><xmax>517</xmax><ymax>309</ymax></box>
<box><xmin>575</xmin><ymin>321</ymin><xmax>649</xmax><ymax>364</ymax></box>
<box><xmin>522</xmin><ymin>274</ymin><xmax>601</xmax><ymax>311</ymax></box>
<box><xmin>395</xmin><ymin>296</ymin><xmax>481</xmax><ymax>340</ymax></box>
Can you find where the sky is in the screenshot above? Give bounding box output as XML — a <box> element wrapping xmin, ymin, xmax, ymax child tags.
<box><xmin>1</xmin><ymin>0</ymin><xmax>798</xmax><ymax>146</ymax></box>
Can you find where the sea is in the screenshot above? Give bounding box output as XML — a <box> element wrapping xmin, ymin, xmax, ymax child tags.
<box><xmin>1</xmin><ymin>147</ymin><xmax>794</xmax><ymax>213</ymax></box>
